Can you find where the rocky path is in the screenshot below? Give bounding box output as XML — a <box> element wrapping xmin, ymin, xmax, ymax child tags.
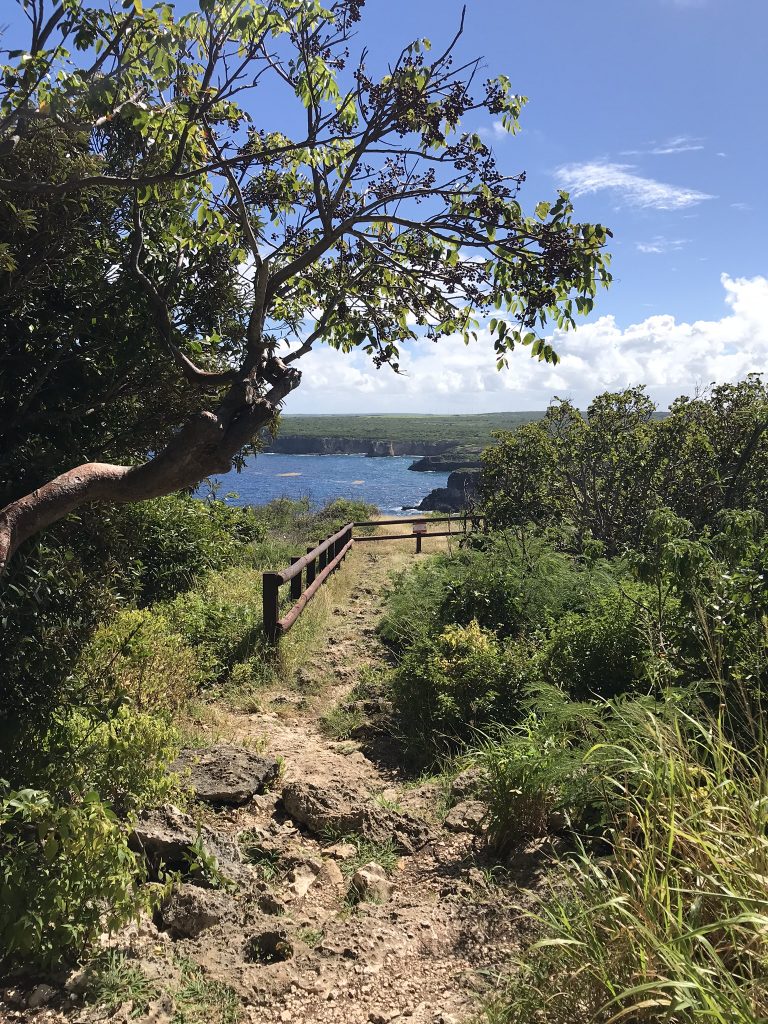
<box><xmin>3</xmin><ymin>540</ymin><xmax>538</xmax><ymax>1024</ymax></box>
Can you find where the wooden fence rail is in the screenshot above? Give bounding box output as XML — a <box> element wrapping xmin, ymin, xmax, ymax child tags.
<box><xmin>262</xmin><ymin>522</ymin><xmax>354</xmax><ymax>642</ymax></box>
<box><xmin>262</xmin><ymin>514</ymin><xmax>482</xmax><ymax>641</ymax></box>
<box><xmin>354</xmin><ymin>513</ymin><xmax>482</xmax><ymax>553</ymax></box>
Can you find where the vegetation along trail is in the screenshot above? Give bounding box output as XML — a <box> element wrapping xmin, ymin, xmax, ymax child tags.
<box><xmin>2</xmin><ymin>532</ymin><xmax>543</xmax><ymax>1024</ymax></box>
<box><xmin>169</xmin><ymin>535</ymin><xmax>530</xmax><ymax>1024</ymax></box>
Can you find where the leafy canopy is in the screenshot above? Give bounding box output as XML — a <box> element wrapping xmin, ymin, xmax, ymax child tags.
<box><xmin>1</xmin><ymin>0</ymin><xmax>612</xmax><ymax>389</ymax></box>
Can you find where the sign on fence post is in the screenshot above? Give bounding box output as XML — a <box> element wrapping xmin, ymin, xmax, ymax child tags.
<box><xmin>412</xmin><ymin>520</ymin><xmax>427</xmax><ymax>554</ymax></box>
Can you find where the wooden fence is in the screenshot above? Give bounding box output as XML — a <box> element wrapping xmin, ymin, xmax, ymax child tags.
<box><xmin>261</xmin><ymin>514</ymin><xmax>479</xmax><ymax>642</ymax></box>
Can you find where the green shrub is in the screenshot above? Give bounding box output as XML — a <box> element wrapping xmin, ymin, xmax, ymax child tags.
<box><xmin>65</xmin><ymin>708</ymin><xmax>184</xmax><ymax>814</ymax></box>
<box><xmin>379</xmin><ymin>555</ymin><xmax>460</xmax><ymax>649</ymax></box>
<box><xmin>162</xmin><ymin>572</ymin><xmax>262</xmax><ymax>685</ymax></box>
<box><xmin>0</xmin><ymin>529</ymin><xmax>121</xmax><ymax>733</ymax></box>
<box><xmin>116</xmin><ymin>494</ymin><xmax>267</xmax><ymax>605</ymax></box>
<box><xmin>5</xmin><ymin>706</ymin><xmax>184</xmax><ymax>815</ymax></box>
<box><xmin>439</xmin><ymin>534</ymin><xmax>612</xmax><ymax>638</ymax></box>
<box><xmin>541</xmin><ymin>589</ymin><xmax>656</xmax><ymax>699</ymax></box>
<box><xmin>78</xmin><ymin>607</ymin><xmax>200</xmax><ymax>713</ymax></box>
<box><xmin>471</xmin><ymin>697</ymin><xmax>601</xmax><ymax>850</ymax></box>
<box><xmin>391</xmin><ymin>620</ymin><xmax>533</xmax><ymax>752</ymax></box>
<box><xmin>0</xmin><ymin>786</ymin><xmax>148</xmax><ymax>970</ymax></box>
<box><xmin>251</xmin><ymin>496</ymin><xmax>374</xmax><ymax>542</ymax></box>
<box><xmin>0</xmin><ymin>493</ymin><xmax>264</xmax><ymax>742</ymax></box>
<box><xmin>379</xmin><ymin>534</ymin><xmax>618</xmax><ymax>650</ymax></box>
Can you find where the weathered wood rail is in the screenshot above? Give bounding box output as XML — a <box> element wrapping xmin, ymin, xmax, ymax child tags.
<box><xmin>262</xmin><ymin>514</ymin><xmax>480</xmax><ymax>641</ymax></box>
<box><xmin>262</xmin><ymin>522</ymin><xmax>354</xmax><ymax>642</ymax></box>
<box><xmin>354</xmin><ymin>513</ymin><xmax>481</xmax><ymax>553</ymax></box>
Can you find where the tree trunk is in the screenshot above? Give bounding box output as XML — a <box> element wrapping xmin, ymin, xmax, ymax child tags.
<box><xmin>0</xmin><ymin>367</ymin><xmax>299</xmax><ymax>575</ymax></box>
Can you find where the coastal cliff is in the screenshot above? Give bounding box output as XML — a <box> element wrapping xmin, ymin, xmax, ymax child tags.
<box><xmin>263</xmin><ymin>434</ymin><xmax>456</xmax><ymax>457</ymax></box>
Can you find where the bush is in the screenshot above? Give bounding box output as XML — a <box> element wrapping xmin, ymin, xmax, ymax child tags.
<box><xmin>0</xmin><ymin>786</ymin><xmax>148</xmax><ymax>970</ymax></box>
<box><xmin>162</xmin><ymin>571</ymin><xmax>262</xmax><ymax>685</ymax></box>
<box><xmin>471</xmin><ymin>692</ymin><xmax>602</xmax><ymax>850</ymax></box>
<box><xmin>379</xmin><ymin>533</ymin><xmax>618</xmax><ymax>650</ymax></box>
<box><xmin>0</xmin><ymin>493</ymin><xmax>266</xmax><ymax>738</ymax></box>
<box><xmin>0</xmin><ymin>529</ymin><xmax>121</xmax><ymax>733</ymax></box>
<box><xmin>64</xmin><ymin>708</ymin><xmax>184</xmax><ymax>815</ymax></box>
<box><xmin>439</xmin><ymin>534</ymin><xmax>609</xmax><ymax>639</ymax></box>
<box><xmin>3</xmin><ymin>705</ymin><xmax>184</xmax><ymax>815</ymax></box>
<box><xmin>251</xmin><ymin>496</ymin><xmax>374</xmax><ymax>541</ymax></box>
<box><xmin>116</xmin><ymin>495</ymin><xmax>267</xmax><ymax>605</ymax></box>
<box><xmin>77</xmin><ymin>607</ymin><xmax>200</xmax><ymax>714</ymax></box>
<box><xmin>379</xmin><ymin>555</ymin><xmax>461</xmax><ymax>649</ymax></box>
<box><xmin>391</xmin><ymin>621</ymin><xmax>532</xmax><ymax>752</ymax></box>
<box><xmin>541</xmin><ymin>589</ymin><xmax>656</xmax><ymax>699</ymax></box>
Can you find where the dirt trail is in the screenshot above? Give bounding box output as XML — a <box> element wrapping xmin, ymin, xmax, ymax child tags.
<box><xmin>3</xmin><ymin>538</ymin><xmax>536</xmax><ymax>1024</ymax></box>
<box><xmin>205</xmin><ymin>539</ymin><xmax>527</xmax><ymax>1024</ymax></box>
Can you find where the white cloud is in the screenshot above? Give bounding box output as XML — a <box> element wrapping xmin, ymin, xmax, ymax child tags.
<box><xmin>285</xmin><ymin>274</ymin><xmax>768</xmax><ymax>413</ymax></box>
<box><xmin>636</xmin><ymin>236</ymin><xmax>689</xmax><ymax>254</ymax></box>
<box><xmin>478</xmin><ymin>119</ymin><xmax>509</xmax><ymax>141</ymax></box>
<box><xmin>622</xmin><ymin>136</ymin><xmax>704</xmax><ymax>156</ymax></box>
<box><xmin>653</xmin><ymin>141</ymin><xmax>704</xmax><ymax>155</ymax></box>
<box><xmin>556</xmin><ymin>161</ymin><xmax>715</xmax><ymax>210</ymax></box>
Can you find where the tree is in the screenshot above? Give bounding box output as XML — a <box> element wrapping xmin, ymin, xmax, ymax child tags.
<box><xmin>481</xmin><ymin>381</ymin><xmax>768</xmax><ymax>554</ymax></box>
<box><xmin>0</xmin><ymin>0</ymin><xmax>612</xmax><ymax>573</ymax></box>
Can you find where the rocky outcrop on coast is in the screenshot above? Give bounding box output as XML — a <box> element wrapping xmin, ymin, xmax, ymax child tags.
<box><xmin>416</xmin><ymin>469</ymin><xmax>481</xmax><ymax>513</ymax></box>
<box><xmin>408</xmin><ymin>452</ymin><xmax>483</xmax><ymax>472</ymax></box>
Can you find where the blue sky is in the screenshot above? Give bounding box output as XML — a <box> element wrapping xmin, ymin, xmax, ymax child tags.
<box><xmin>4</xmin><ymin>0</ymin><xmax>767</xmax><ymax>412</ymax></box>
<box><xmin>291</xmin><ymin>0</ymin><xmax>768</xmax><ymax>412</ymax></box>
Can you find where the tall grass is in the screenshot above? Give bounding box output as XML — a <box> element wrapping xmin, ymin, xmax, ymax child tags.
<box><xmin>489</xmin><ymin>700</ymin><xmax>768</xmax><ymax>1023</ymax></box>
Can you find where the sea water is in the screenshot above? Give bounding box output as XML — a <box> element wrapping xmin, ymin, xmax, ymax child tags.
<box><xmin>206</xmin><ymin>453</ymin><xmax>449</xmax><ymax>515</ymax></box>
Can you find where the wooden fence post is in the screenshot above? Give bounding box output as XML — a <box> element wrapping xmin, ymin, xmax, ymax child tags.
<box><xmin>289</xmin><ymin>556</ymin><xmax>302</xmax><ymax>601</ymax></box>
<box><xmin>306</xmin><ymin>546</ymin><xmax>317</xmax><ymax>586</ymax></box>
<box><xmin>262</xmin><ymin>572</ymin><xmax>281</xmax><ymax>643</ymax></box>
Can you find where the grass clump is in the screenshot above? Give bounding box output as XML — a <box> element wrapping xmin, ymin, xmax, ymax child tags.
<box><xmin>238</xmin><ymin>834</ymin><xmax>282</xmax><ymax>882</ymax></box>
<box><xmin>320</xmin><ymin>703</ymin><xmax>366</xmax><ymax>740</ymax></box>
<box><xmin>324</xmin><ymin>832</ymin><xmax>399</xmax><ymax>876</ymax></box>
<box><xmin>82</xmin><ymin>952</ymin><xmax>241</xmax><ymax>1024</ymax></box>
<box><xmin>172</xmin><ymin>956</ymin><xmax>241</xmax><ymax>1024</ymax></box>
<box><xmin>492</xmin><ymin>701</ymin><xmax>768</xmax><ymax>1024</ymax></box>
<box><xmin>83</xmin><ymin>950</ymin><xmax>154</xmax><ymax>1017</ymax></box>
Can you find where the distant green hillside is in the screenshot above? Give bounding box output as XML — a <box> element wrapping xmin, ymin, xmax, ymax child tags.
<box><xmin>277</xmin><ymin>412</ymin><xmax>544</xmax><ymax>446</ymax></box>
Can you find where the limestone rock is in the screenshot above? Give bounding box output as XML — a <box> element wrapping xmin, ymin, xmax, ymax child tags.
<box><xmin>130</xmin><ymin>805</ymin><xmax>244</xmax><ymax>883</ymax></box>
<box><xmin>349</xmin><ymin>862</ymin><xmax>393</xmax><ymax>904</ymax></box>
<box><xmin>173</xmin><ymin>745</ymin><xmax>280</xmax><ymax>806</ymax></box>
<box><xmin>155</xmin><ymin>883</ymin><xmax>230</xmax><ymax>938</ymax></box>
<box><xmin>443</xmin><ymin>800</ymin><xmax>487</xmax><ymax>834</ymax></box>
<box><xmin>282</xmin><ymin>780</ymin><xmax>433</xmax><ymax>854</ymax></box>
<box><xmin>27</xmin><ymin>984</ymin><xmax>57</xmax><ymax>1009</ymax></box>
<box><xmin>285</xmin><ymin>858</ymin><xmax>322</xmax><ymax>900</ymax></box>
<box><xmin>417</xmin><ymin>469</ymin><xmax>480</xmax><ymax>513</ymax></box>
<box><xmin>449</xmin><ymin>768</ymin><xmax>489</xmax><ymax>802</ymax></box>
<box><xmin>258</xmin><ymin>891</ymin><xmax>287</xmax><ymax>915</ymax></box>
<box><xmin>281</xmin><ymin>780</ymin><xmax>368</xmax><ymax>835</ymax></box>
<box><xmin>316</xmin><ymin>858</ymin><xmax>345</xmax><ymax>888</ymax></box>
<box><xmin>324</xmin><ymin>841</ymin><xmax>358</xmax><ymax>861</ymax></box>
